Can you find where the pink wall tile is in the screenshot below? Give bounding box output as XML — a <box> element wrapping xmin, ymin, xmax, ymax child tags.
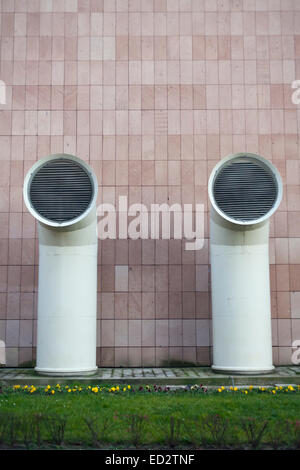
<box><xmin>291</xmin><ymin>292</ymin><xmax>300</xmax><ymax>319</ymax></box>
<box><xmin>101</xmin><ymin>320</ymin><xmax>115</xmax><ymax>347</ymax></box>
<box><xmin>277</xmin><ymin>291</ymin><xmax>291</xmax><ymax>319</ymax></box>
<box><xmin>129</xmin><ymin>319</ymin><xmax>141</xmax><ymax>347</ymax></box>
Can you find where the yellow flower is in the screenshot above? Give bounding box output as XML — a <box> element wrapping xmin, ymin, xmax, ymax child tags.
<box><xmin>218</xmin><ymin>388</ymin><xmax>222</xmax><ymax>392</ymax></box>
<box><xmin>68</xmin><ymin>389</ymin><xmax>71</xmax><ymax>393</ymax></box>
<box><xmin>234</xmin><ymin>387</ymin><xmax>238</xmax><ymax>391</ymax></box>
<box><xmin>249</xmin><ymin>385</ymin><xmax>253</xmax><ymax>390</ymax></box>
<box><xmin>13</xmin><ymin>385</ymin><xmax>20</xmax><ymax>389</ymax></box>
<box><xmin>128</xmin><ymin>385</ymin><xmax>131</xmax><ymax>390</ymax></box>
<box><xmin>123</xmin><ymin>387</ymin><xmax>126</xmax><ymax>392</ymax></box>
<box><xmin>51</xmin><ymin>390</ymin><xmax>55</xmax><ymax>395</ymax></box>
<box><xmin>244</xmin><ymin>390</ymin><xmax>248</xmax><ymax>395</ymax></box>
<box><xmin>92</xmin><ymin>387</ymin><xmax>98</xmax><ymax>393</ymax></box>
<box><xmin>116</xmin><ymin>386</ymin><xmax>119</xmax><ymax>391</ymax></box>
<box><xmin>272</xmin><ymin>390</ymin><xmax>276</xmax><ymax>394</ymax></box>
<box><xmin>111</xmin><ymin>387</ymin><xmax>116</xmax><ymax>392</ymax></box>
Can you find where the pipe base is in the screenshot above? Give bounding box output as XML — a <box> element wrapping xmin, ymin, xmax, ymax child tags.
<box><xmin>35</xmin><ymin>367</ymin><xmax>98</xmax><ymax>377</ymax></box>
<box><xmin>212</xmin><ymin>365</ymin><xmax>275</xmax><ymax>375</ymax></box>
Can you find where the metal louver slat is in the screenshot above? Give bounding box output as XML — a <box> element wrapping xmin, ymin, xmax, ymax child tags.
<box><xmin>29</xmin><ymin>158</ymin><xmax>94</xmax><ymax>223</ymax></box>
<box><xmin>212</xmin><ymin>157</ymin><xmax>278</xmax><ymax>222</ymax></box>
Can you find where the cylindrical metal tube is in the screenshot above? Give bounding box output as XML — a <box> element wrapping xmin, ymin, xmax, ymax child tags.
<box><xmin>208</xmin><ymin>153</ymin><xmax>282</xmax><ymax>374</ymax></box>
<box><xmin>23</xmin><ymin>154</ymin><xmax>98</xmax><ymax>376</ymax></box>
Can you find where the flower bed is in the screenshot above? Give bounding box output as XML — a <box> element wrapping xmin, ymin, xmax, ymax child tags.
<box><xmin>10</xmin><ymin>383</ymin><xmax>300</xmax><ymax>396</ymax></box>
<box><xmin>0</xmin><ymin>383</ymin><xmax>299</xmax><ymax>450</ymax></box>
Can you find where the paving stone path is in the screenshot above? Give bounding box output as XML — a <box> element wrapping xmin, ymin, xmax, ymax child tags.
<box><xmin>0</xmin><ymin>366</ymin><xmax>300</xmax><ymax>387</ymax></box>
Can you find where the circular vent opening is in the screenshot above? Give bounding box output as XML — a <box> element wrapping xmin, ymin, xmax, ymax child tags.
<box><xmin>29</xmin><ymin>158</ymin><xmax>94</xmax><ymax>224</ymax></box>
<box><xmin>212</xmin><ymin>156</ymin><xmax>278</xmax><ymax>222</ymax></box>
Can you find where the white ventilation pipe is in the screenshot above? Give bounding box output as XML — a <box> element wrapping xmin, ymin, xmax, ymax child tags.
<box><xmin>23</xmin><ymin>154</ymin><xmax>98</xmax><ymax>376</ymax></box>
<box><xmin>208</xmin><ymin>153</ymin><xmax>282</xmax><ymax>374</ymax></box>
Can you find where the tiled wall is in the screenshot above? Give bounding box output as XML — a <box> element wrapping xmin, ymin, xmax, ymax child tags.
<box><xmin>0</xmin><ymin>0</ymin><xmax>300</xmax><ymax>367</ymax></box>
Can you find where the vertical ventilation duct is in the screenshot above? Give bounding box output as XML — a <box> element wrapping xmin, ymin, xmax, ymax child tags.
<box><xmin>208</xmin><ymin>153</ymin><xmax>282</xmax><ymax>374</ymax></box>
<box><xmin>23</xmin><ymin>154</ymin><xmax>98</xmax><ymax>376</ymax></box>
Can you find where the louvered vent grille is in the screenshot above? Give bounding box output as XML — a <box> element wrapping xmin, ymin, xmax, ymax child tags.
<box><xmin>29</xmin><ymin>158</ymin><xmax>94</xmax><ymax>223</ymax></box>
<box><xmin>213</xmin><ymin>157</ymin><xmax>278</xmax><ymax>222</ymax></box>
